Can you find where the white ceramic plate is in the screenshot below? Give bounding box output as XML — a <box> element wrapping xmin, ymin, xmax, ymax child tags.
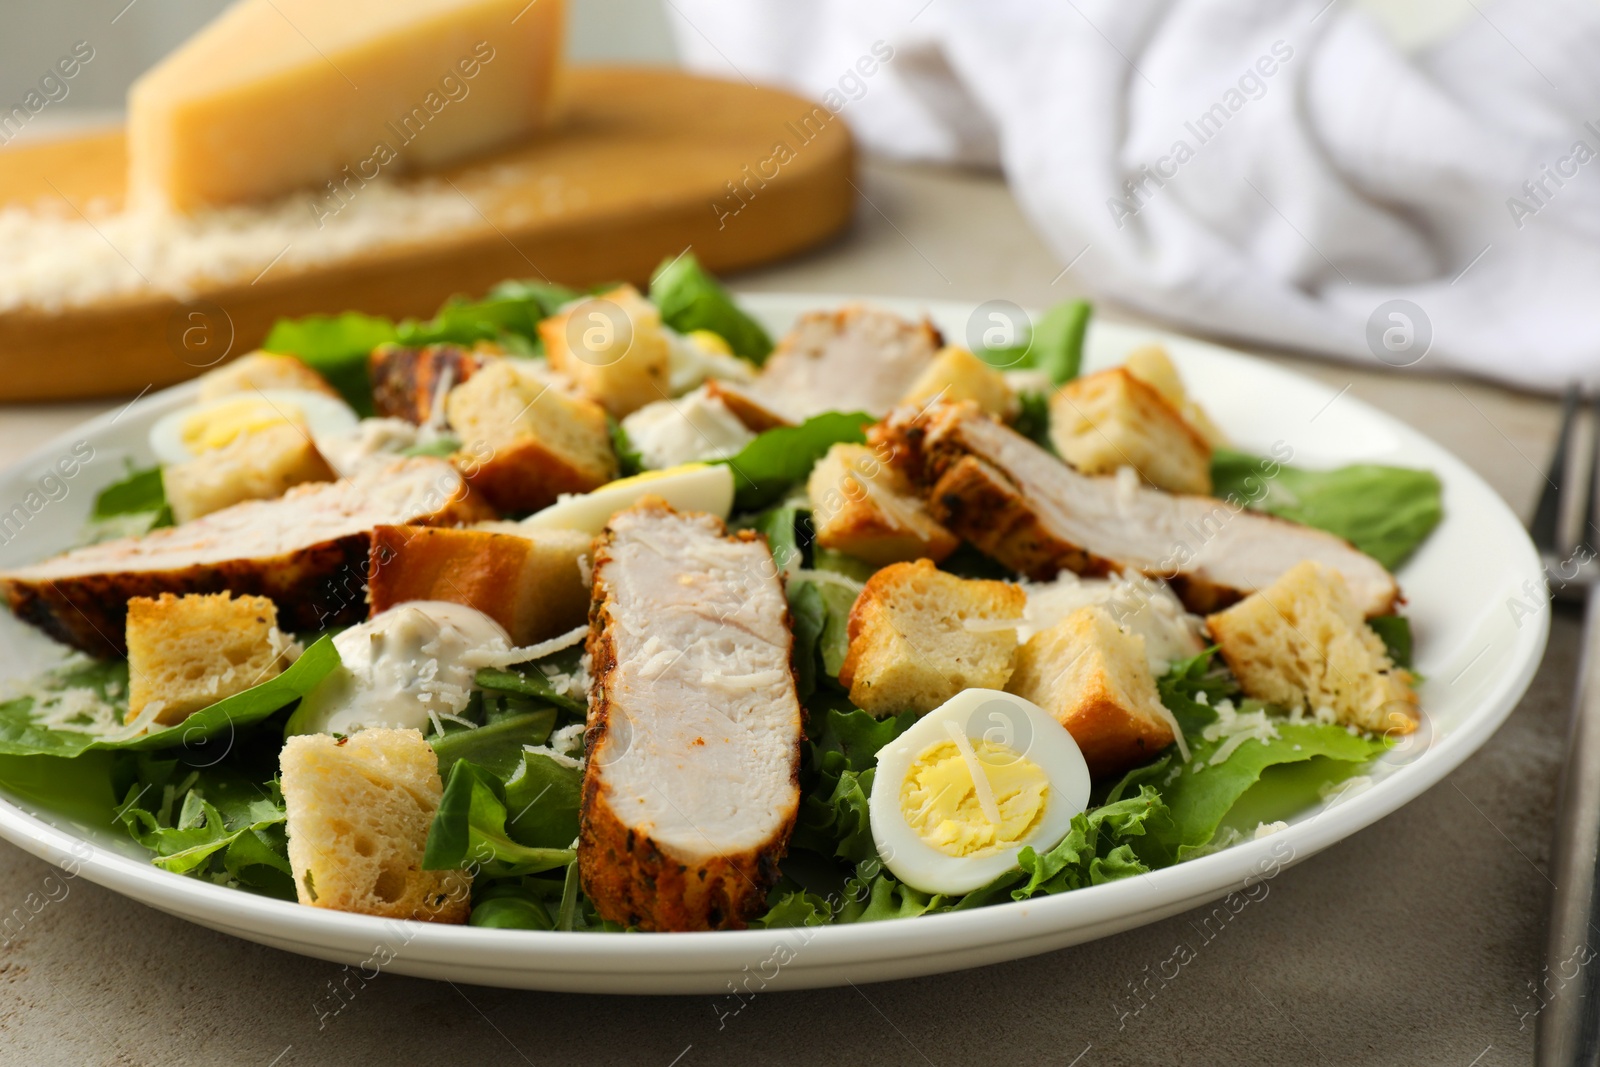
<box><xmin>0</xmin><ymin>295</ymin><xmax>1549</xmax><ymax>993</ymax></box>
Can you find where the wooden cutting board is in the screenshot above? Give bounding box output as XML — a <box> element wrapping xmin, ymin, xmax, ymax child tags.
<box><xmin>0</xmin><ymin>66</ymin><xmax>854</xmax><ymax>402</ymax></box>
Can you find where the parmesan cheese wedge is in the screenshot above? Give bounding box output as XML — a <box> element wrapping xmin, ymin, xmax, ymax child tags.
<box><xmin>127</xmin><ymin>0</ymin><xmax>568</xmax><ymax>213</ymax></box>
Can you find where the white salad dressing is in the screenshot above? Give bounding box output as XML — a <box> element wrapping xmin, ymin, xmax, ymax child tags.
<box><xmin>289</xmin><ymin>601</ymin><xmax>512</xmax><ymax>735</ymax></box>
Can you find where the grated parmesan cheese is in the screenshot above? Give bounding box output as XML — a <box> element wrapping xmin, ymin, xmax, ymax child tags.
<box><xmin>0</xmin><ymin>165</ymin><xmax>587</xmax><ymax>314</ymax></box>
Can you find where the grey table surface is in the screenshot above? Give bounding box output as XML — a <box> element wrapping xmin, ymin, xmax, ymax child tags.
<box><xmin>0</xmin><ymin>158</ymin><xmax>1570</xmax><ymax>1067</ymax></box>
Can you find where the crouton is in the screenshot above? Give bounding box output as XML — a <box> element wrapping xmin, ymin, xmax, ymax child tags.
<box><xmin>368</xmin><ymin>524</ymin><xmax>591</xmax><ymax>645</ymax></box>
<box><xmin>162</xmin><ymin>423</ymin><xmax>337</xmax><ymax>523</ymax></box>
<box><xmin>370</xmin><ymin>343</ymin><xmax>495</xmax><ymax>425</ymax></box>
<box><xmin>126</xmin><ymin>592</ymin><xmax>288</xmax><ymax>727</ymax></box>
<box><xmin>839</xmin><ymin>560</ymin><xmax>1025</xmax><ymax>716</ymax></box>
<box><xmin>540</xmin><ymin>284</ymin><xmax>672</xmax><ymax>418</ymax></box>
<box><xmin>198</xmin><ymin>352</ymin><xmax>339</xmax><ymax>401</ymax></box>
<box><xmin>1006</xmin><ymin>604</ymin><xmax>1175</xmax><ymax>776</ymax></box>
<box><xmin>444</xmin><ymin>358</ymin><xmax>618</xmax><ymax>513</ymax></box>
<box><xmin>1206</xmin><ymin>560</ymin><xmax>1418</xmax><ymax>735</ymax></box>
<box><xmin>280</xmin><ymin>729</ymin><xmax>470</xmax><ymax>923</ymax></box>
<box><xmin>902</xmin><ymin>346</ymin><xmax>1014</xmax><ymax>418</ymax></box>
<box><xmin>807</xmin><ymin>444</ymin><xmax>958</xmax><ymax>566</ymax></box>
<box><xmin>1049</xmin><ymin>367</ymin><xmax>1213</xmax><ymax>495</ymax></box>
<box><xmin>1123</xmin><ymin>344</ymin><xmax>1227</xmax><ymax>447</ymax></box>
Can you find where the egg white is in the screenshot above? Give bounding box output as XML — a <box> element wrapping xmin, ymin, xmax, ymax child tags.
<box><xmin>869</xmin><ymin>689</ymin><xmax>1092</xmax><ymax>896</ymax></box>
<box><xmin>148</xmin><ymin>388</ymin><xmax>359</xmax><ymax>467</ymax></box>
<box><xmin>520</xmin><ymin>463</ymin><xmax>735</xmax><ymax>535</ymax></box>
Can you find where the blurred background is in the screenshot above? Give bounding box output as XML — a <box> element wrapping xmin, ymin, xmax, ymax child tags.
<box><xmin>0</xmin><ymin>0</ymin><xmax>1472</xmax><ymax>118</ymax></box>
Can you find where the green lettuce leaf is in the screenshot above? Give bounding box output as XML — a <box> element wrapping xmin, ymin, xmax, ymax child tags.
<box><xmin>430</xmin><ymin>710</ymin><xmax>557</xmax><ymax>779</ymax></box>
<box><xmin>262</xmin><ymin>312</ymin><xmax>398</xmax><ymax>414</ymax></box>
<box><xmin>114</xmin><ymin>748</ymin><xmax>294</xmax><ymax>897</ymax></box>
<box><xmin>648</xmin><ymin>252</ymin><xmax>773</xmax><ymax>363</ymax></box>
<box><xmin>1211</xmin><ymin>448</ymin><xmax>1443</xmax><ymax>570</ymax></box>
<box><xmin>0</xmin><ymin>635</ymin><xmax>339</xmax><ymax>759</ymax></box>
<box><xmin>608</xmin><ymin>416</ymin><xmax>644</xmax><ymax>478</ymax></box>
<box><xmin>423</xmin><ymin>759</ymin><xmax>574</xmax><ymax>877</ymax></box>
<box><xmin>1011</xmin><ymin>390</ymin><xmax>1055</xmax><ymax>452</ymax></box>
<box><xmin>979</xmin><ymin>299</ymin><xmax>1091</xmax><ymax>385</ymax></box>
<box><xmin>721</xmin><ymin>411</ymin><xmax>874</xmax><ymax>510</ymax></box>
<box><xmin>473</xmin><ymin>644</ymin><xmax>586</xmax><ymax>714</ymax></box>
<box><xmin>1367</xmin><ymin>615</ymin><xmax>1414</xmax><ymax>669</ymax></box>
<box><xmin>92</xmin><ymin>465</ymin><xmax>171</xmax><ymax>526</ymax></box>
<box><xmin>1013</xmin><ymin>785</ymin><xmax>1167</xmax><ymax>896</ymax></box>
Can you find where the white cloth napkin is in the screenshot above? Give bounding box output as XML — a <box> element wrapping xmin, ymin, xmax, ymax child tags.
<box><xmin>668</xmin><ymin>0</ymin><xmax>1600</xmax><ymax>393</ymax></box>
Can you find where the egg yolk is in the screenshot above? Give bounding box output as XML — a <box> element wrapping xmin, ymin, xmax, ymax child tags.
<box><xmin>899</xmin><ymin>740</ymin><xmax>1049</xmax><ymax>857</ymax></box>
<box><xmin>600</xmin><ymin>463</ymin><xmax>709</xmax><ymax>492</ymax></box>
<box><xmin>686</xmin><ymin>329</ymin><xmax>733</xmax><ymax>356</ymax></box>
<box><xmin>181</xmin><ymin>397</ymin><xmax>304</xmax><ymax>454</ymax></box>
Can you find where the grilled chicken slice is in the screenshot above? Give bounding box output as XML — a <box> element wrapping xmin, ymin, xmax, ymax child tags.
<box><xmin>0</xmin><ymin>458</ymin><xmax>493</xmax><ymax>655</ymax></box>
<box><xmin>876</xmin><ymin>402</ymin><xmax>1399</xmax><ymax>616</ymax></box>
<box><xmin>369</xmin><ymin>343</ymin><xmax>495</xmax><ymax>426</ymax></box>
<box><xmin>581</xmin><ymin>500</ymin><xmax>802</xmax><ymax>931</ymax></box>
<box><xmin>737</xmin><ymin>304</ymin><xmax>943</xmax><ymax>422</ymax></box>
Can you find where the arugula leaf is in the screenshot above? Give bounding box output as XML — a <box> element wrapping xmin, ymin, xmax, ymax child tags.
<box><xmin>0</xmin><ymin>636</ymin><xmax>339</xmax><ymax>758</ymax></box>
<box><xmin>502</xmin><ymin>749</ymin><xmax>582</xmax><ymax>850</ymax></box>
<box><xmin>114</xmin><ymin>750</ymin><xmax>294</xmax><ymax>897</ymax></box>
<box><xmin>473</xmin><ymin>644</ymin><xmax>586</xmax><ymax>715</ymax></box>
<box><xmin>423</xmin><ymin>760</ymin><xmax>574</xmax><ymax>877</ymax></box>
<box><xmin>262</xmin><ymin>312</ymin><xmax>398</xmax><ymax>415</ymax></box>
<box><xmin>430</xmin><ymin>710</ymin><xmax>557</xmax><ymax>779</ymax></box>
<box><xmin>648</xmin><ymin>252</ymin><xmax>773</xmax><ymax>363</ymax></box>
<box><xmin>979</xmin><ymin>299</ymin><xmax>1091</xmax><ymax>385</ymax></box>
<box><xmin>721</xmin><ymin>411</ymin><xmax>874</xmax><ymax>510</ymax></box>
<box><xmin>1211</xmin><ymin>449</ymin><xmax>1443</xmax><ymax>570</ymax></box>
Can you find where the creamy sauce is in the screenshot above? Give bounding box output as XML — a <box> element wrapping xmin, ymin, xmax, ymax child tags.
<box><xmin>290</xmin><ymin>600</ymin><xmax>511</xmax><ymax>735</ymax></box>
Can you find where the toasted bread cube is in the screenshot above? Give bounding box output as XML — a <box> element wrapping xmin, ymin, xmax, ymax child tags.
<box><xmin>370</xmin><ymin>343</ymin><xmax>495</xmax><ymax>425</ymax></box>
<box><xmin>1123</xmin><ymin>344</ymin><xmax>1227</xmax><ymax>447</ymax></box>
<box><xmin>902</xmin><ymin>346</ymin><xmax>1014</xmax><ymax>418</ymax></box>
<box><xmin>444</xmin><ymin>359</ymin><xmax>618</xmax><ymax>514</ymax></box>
<box><xmin>1206</xmin><ymin>560</ymin><xmax>1418</xmax><ymax>735</ymax></box>
<box><xmin>1049</xmin><ymin>367</ymin><xmax>1212</xmax><ymax>495</ymax></box>
<box><xmin>1006</xmin><ymin>604</ymin><xmax>1175</xmax><ymax>776</ymax></box>
<box><xmin>198</xmin><ymin>351</ymin><xmax>340</xmax><ymax>401</ymax></box>
<box><xmin>280</xmin><ymin>729</ymin><xmax>470</xmax><ymax>923</ymax></box>
<box><xmin>540</xmin><ymin>284</ymin><xmax>672</xmax><ymax>418</ymax></box>
<box><xmin>807</xmin><ymin>444</ymin><xmax>958</xmax><ymax>566</ymax></box>
<box><xmin>126</xmin><ymin>592</ymin><xmax>288</xmax><ymax>727</ymax></box>
<box><xmin>162</xmin><ymin>423</ymin><xmax>336</xmax><ymax>524</ymax></box>
<box><xmin>368</xmin><ymin>524</ymin><xmax>591</xmax><ymax>645</ymax></box>
<box><xmin>839</xmin><ymin>560</ymin><xmax>1025</xmax><ymax>716</ymax></box>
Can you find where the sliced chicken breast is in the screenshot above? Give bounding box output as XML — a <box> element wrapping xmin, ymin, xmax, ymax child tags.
<box><xmin>877</xmin><ymin>402</ymin><xmax>1398</xmax><ymax>616</ymax></box>
<box><xmin>1</xmin><ymin>458</ymin><xmax>494</xmax><ymax>655</ymax></box>
<box><xmin>737</xmin><ymin>304</ymin><xmax>943</xmax><ymax>423</ymax></box>
<box><xmin>581</xmin><ymin>500</ymin><xmax>802</xmax><ymax>931</ymax></box>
